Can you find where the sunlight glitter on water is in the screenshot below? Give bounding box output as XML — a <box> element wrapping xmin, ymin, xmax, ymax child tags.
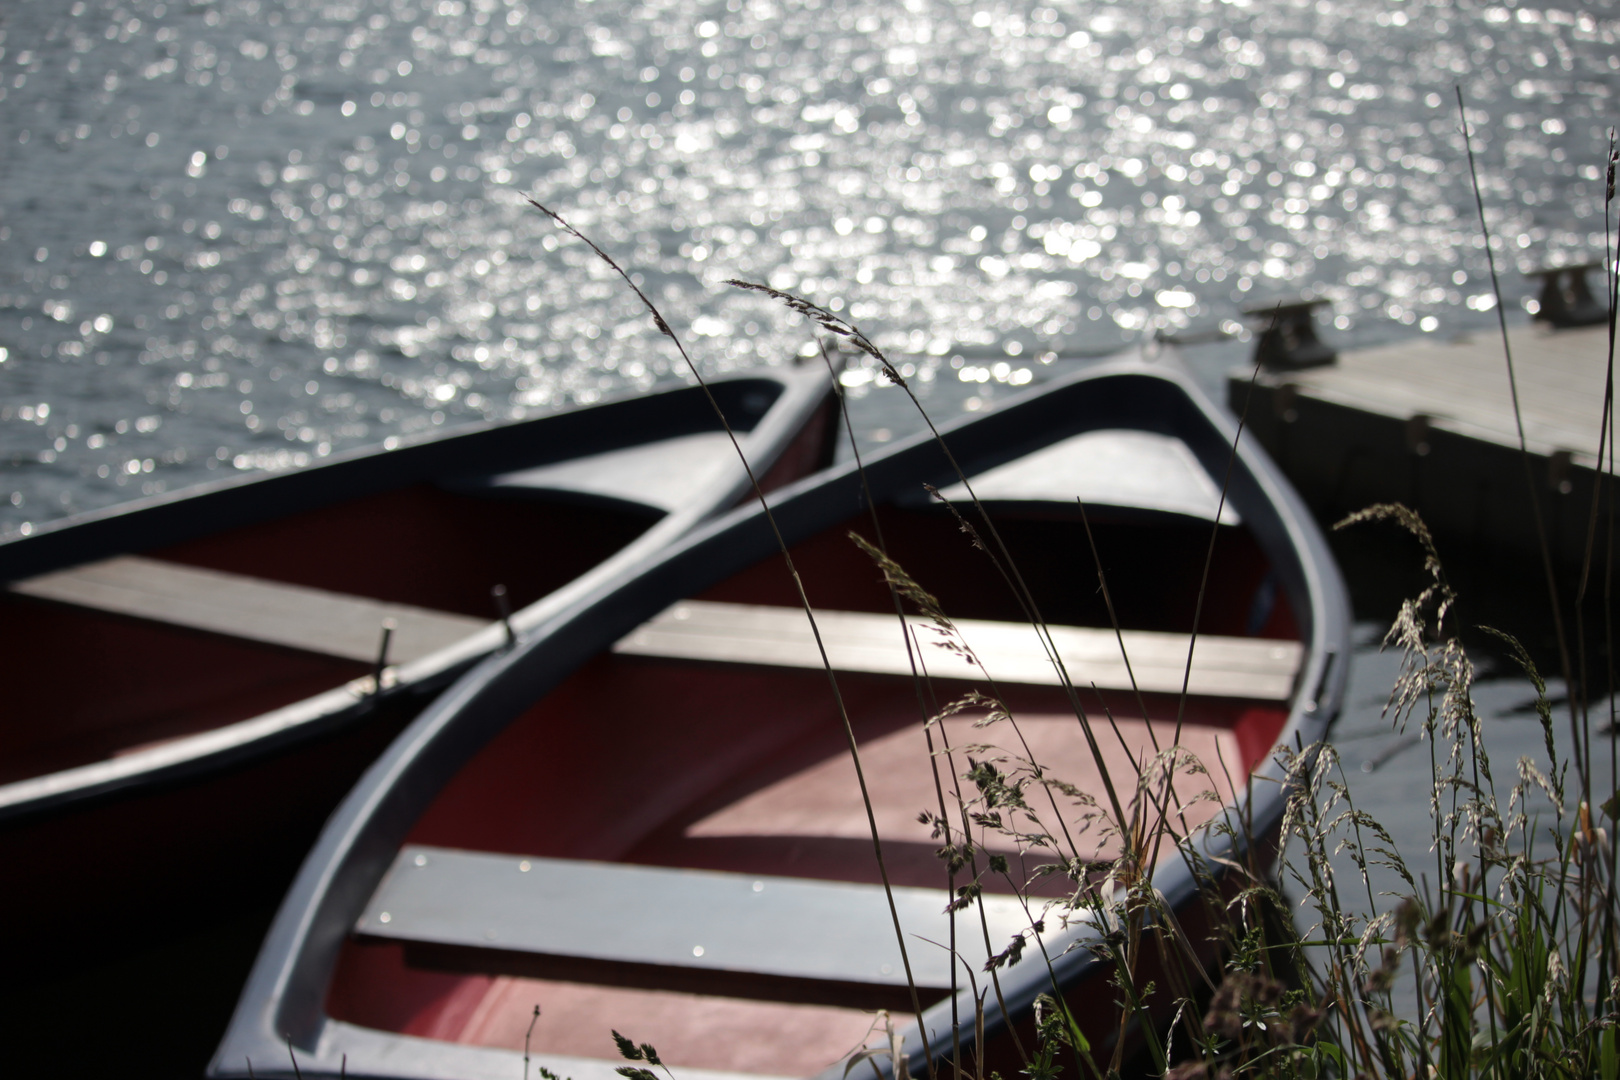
<box><xmin>1</xmin><ymin>0</ymin><xmax>1617</xmax><ymax>532</ymax></box>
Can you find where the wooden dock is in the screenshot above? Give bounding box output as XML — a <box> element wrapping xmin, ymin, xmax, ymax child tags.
<box><xmin>1228</xmin><ymin>322</ymin><xmax>1617</xmax><ymax>566</ymax></box>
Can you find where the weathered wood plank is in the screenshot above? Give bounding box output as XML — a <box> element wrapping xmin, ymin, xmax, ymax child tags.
<box><xmin>11</xmin><ymin>555</ymin><xmax>487</xmax><ymax>664</ymax></box>
<box><xmin>355</xmin><ymin>845</ymin><xmax>1039</xmax><ymax>1001</ymax></box>
<box><xmin>1310</xmin><ymin>362</ymin><xmax>1592</xmax><ymax>427</ymax></box>
<box><xmin>1268</xmin><ymin>323</ymin><xmax>1614</xmax><ymax>465</ymax></box>
<box><xmin>614</xmin><ymin>600</ymin><xmax>1303</xmax><ymax>700</ymax></box>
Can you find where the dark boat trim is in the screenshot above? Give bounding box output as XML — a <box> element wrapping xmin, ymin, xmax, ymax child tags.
<box><xmin>0</xmin><ymin>366</ymin><xmax>835</xmax><ymax>822</ymax></box>
<box><xmin>2</xmin><ymin>374</ymin><xmax>812</xmax><ymax>582</ymax></box>
<box><xmin>211</xmin><ymin>357</ymin><xmax>1351</xmax><ymax>1080</ymax></box>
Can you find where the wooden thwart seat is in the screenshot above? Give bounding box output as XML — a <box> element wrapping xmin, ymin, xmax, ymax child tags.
<box><xmin>614</xmin><ymin>600</ymin><xmax>1304</xmax><ymax>701</ymax></box>
<box><xmin>10</xmin><ymin>555</ymin><xmax>488</xmax><ymax>666</ymax></box>
<box><xmin>355</xmin><ymin>845</ymin><xmax>1041</xmax><ymax>1010</ymax></box>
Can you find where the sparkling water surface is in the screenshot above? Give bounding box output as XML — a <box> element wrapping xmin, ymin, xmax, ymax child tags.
<box><xmin>2</xmin><ymin>0</ymin><xmax>1618</xmax><ymax>534</ymax></box>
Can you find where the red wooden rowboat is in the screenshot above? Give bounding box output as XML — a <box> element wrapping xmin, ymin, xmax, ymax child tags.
<box><xmin>212</xmin><ymin>358</ymin><xmax>1349</xmax><ymax>1079</ymax></box>
<box><xmin>0</xmin><ymin>365</ymin><xmax>837</xmax><ymax>974</ymax></box>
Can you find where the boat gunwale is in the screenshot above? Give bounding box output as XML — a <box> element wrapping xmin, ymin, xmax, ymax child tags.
<box><xmin>0</xmin><ymin>371</ymin><xmax>800</xmax><ymax>584</ymax></box>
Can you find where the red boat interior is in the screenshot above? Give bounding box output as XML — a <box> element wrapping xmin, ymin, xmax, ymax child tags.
<box><xmin>326</xmin><ymin>500</ymin><xmax>1301</xmax><ymax>1076</ymax></box>
<box><xmin>0</xmin><ymin>492</ymin><xmax>651</xmax><ymax>784</ymax></box>
<box><xmin>0</xmin><ymin>402</ymin><xmax>834</xmax><ymax>787</ymax></box>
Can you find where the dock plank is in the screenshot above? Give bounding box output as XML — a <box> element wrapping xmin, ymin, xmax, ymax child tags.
<box><xmin>1267</xmin><ymin>323</ymin><xmax>1614</xmax><ymax>465</ymax></box>
<box><xmin>1333</xmin><ymin>362</ymin><xmax>1593</xmax><ymax>426</ymax></box>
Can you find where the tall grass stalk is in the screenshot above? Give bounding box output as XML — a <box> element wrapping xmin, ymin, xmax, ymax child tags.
<box><xmin>741</xmin><ymin>289</ymin><xmax>1190</xmax><ymax>1077</ymax></box>
<box><xmin>530</xmin><ymin>201</ymin><xmax>939</xmax><ymax>1077</ymax></box>
<box><xmin>540</xmin><ymin>146</ymin><xmax>1620</xmax><ymax>1079</ymax></box>
<box><xmin>1456</xmin><ymin>88</ymin><xmax>1581</xmax><ymax>783</ymax></box>
<box><xmin>732</xmin><ymin>282</ymin><xmax>1296</xmax><ymax>1079</ymax></box>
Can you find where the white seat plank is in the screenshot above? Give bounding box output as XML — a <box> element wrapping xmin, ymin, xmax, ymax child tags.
<box><xmin>615</xmin><ymin>600</ymin><xmax>1303</xmax><ymax>700</ymax></box>
<box><xmin>356</xmin><ymin>845</ymin><xmax>1040</xmax><ymax>996</ymax></box>
<box><xmin>11</xmin><ymin>555</ymin><xmax>487</xmax><ymax>665</ymax></box>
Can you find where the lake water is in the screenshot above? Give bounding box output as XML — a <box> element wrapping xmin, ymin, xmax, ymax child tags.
<box><xmin>0</xmin><ymin>0</ymin><xmax>1613</xmax><ymax>1072</ymax></box>
<box><xmin>3</xmin><ymin>0</ymin><xmax>1618</xmax><ymax>535</ymax></box>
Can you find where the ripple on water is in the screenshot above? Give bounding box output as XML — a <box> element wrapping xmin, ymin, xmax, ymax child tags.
<box><xmin>1</xmin><ymin>0</ymin><xmax>1617</xmax><ymax>532</ymax></box>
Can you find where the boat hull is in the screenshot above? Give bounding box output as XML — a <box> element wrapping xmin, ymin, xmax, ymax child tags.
<box><xmin>211</xmin><ymin>358</ymin><xmax>1351</xmax><ymax>1079</ymax></box>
